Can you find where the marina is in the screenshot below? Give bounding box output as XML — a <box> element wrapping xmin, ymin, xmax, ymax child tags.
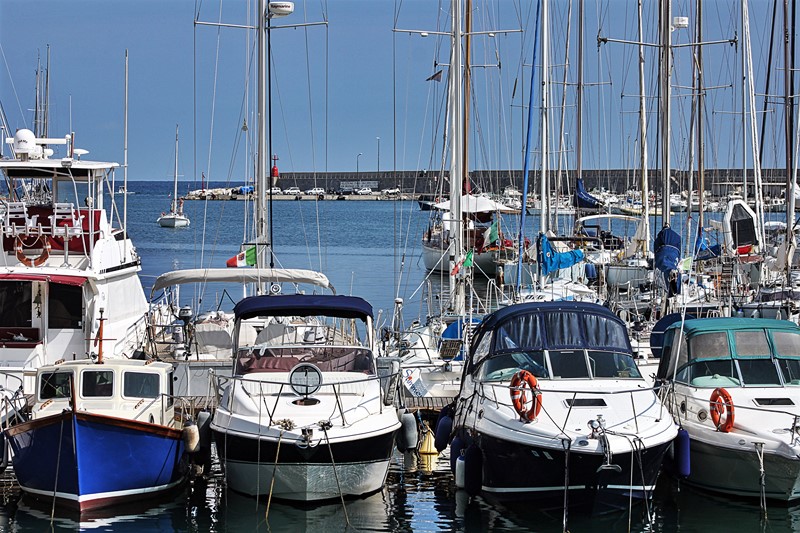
<box><xmin>4</xmin><ymin>0</ymin><xmax>800</xmax><ymax>531</ymax></box>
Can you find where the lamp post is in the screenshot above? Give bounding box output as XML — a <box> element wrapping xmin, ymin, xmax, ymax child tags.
<box><xmin>357</xmin><ymin>152</ymin><xmax>363</xmax><ymax>181</ymax></box>
<box><xmin>376</xmin><ymin>137</ymin><xmax>380</xmax><ymax>177</ymax></box>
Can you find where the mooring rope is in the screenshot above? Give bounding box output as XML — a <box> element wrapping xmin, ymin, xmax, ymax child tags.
<box><xmin>50</xmin><ymin>414</ymin><xmax>67</xmax><ymax>524</ymax></box>
<box><xmin>755</xmin><ymin>441</ymin><xmax>767</xmax><ymax>517</ymax></box>
<box><xmin>265</xmin><ymin>419</ymin><xmax>295</xmax><ymax>523</ymax></box>
<box><xmin>561</xmin><ymin>437</ymin><xmax>571</xmax><ymax>533</ymax></box>
<box><xmin>321</xmin><ymin>422</ymin><xmax>351</xmax><ymax>528</ymax></box>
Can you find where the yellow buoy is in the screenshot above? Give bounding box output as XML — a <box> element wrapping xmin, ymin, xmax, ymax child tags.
<box><xmin>419</xmin><ymin>421</ymin><xmax>437</xmax><ymax>455</ymax></box>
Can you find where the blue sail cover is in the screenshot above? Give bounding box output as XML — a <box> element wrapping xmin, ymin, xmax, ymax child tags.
<box><xmin>654</xmin><ymin>226</ymin><xmax>681</xmax><ymax>296</ymax></box>
<box><xmin>537</xmin><ymin>233</ymin><xmax>585</xmax><ymax>276</ymax></box>
<box><xmin>573</xmin><ymin>178</ymin><xmax>604</xmax><ymax>209</ymax></box>
<box><xmin>694</xmin><ymin>228</ymin><xmax>721</xmax><ymax>261</ymax></box>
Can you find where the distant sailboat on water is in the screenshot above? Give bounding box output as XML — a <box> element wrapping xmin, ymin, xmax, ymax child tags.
<box><xmin>157</xmin><ymin>125</ymin><xmax>190</xmax><ymax>228</ymax></box>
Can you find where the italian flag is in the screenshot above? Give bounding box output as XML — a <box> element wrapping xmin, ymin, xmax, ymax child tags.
<box><xmin>226</xmin><ymin>246</ymin><xmax>256</xmax><ymax>268</ymax></box>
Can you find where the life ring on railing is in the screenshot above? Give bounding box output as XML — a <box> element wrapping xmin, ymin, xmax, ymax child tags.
<box><xmin>510</xmin><ymin>370</ymin><xmax>542</xmax><ymax>421</ymax></box>
<box><xmin>15</xmin><ymin>235</ymin><xmax>51</xmax><ymax>267</ymax></box>
<box><xmin>709</xmin><ymin>387</ymin><xmax>734</xmax><ymax>433</ymax></box>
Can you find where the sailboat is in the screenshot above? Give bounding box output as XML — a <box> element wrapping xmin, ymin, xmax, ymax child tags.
<box><xmin>157</xmin><ymin>125</ymin><xmax>189</xmax><ymax>228</ymax></box>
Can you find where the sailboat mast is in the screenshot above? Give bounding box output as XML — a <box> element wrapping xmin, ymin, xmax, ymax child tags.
<box><xmin>696</xmin><ymin>0</ymin><xmax>705</xmax><ymax>238</ymax></box>
<box><xmin>448</xmin><ymin>0</ymin><xmax>465</xmax><ymax>315</ymax></box>
<box><xmin>173</xmin><ymin>125</ymin><xmax>179</xmax><ymax>213</ymax></box>
<box><xmin>256</xmin><ymin>0</ymin><xmax>269</xmax><ymax>270</ymax></box>
<box><xmin>576</xmin><ymin>0</ymin><xmax>583</xmax><ymax>211</ymax></box>
<box><xmin>462</xmin><ymin>0</ymin><xmax>472</xmax><ymax>194</ymax></box>
<box><xmin>539</xmin><ymin>0</ymin><xmax>549</xmax><ymax>237</ymax></box>
<box><xmin>660</xmin><ymin>0</ymin><xmax>672</xmax><ymax>222</ymax></box>
<box><xmin>638</xmin><ymin>0</ymin><xmax>650</xmax><ymax>248</ymax></box>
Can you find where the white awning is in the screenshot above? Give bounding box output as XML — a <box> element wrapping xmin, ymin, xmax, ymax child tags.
<box><xmin>433</xmin><ymin>194</ymin><xmax>517</xmax><ymax>214</ymax></box>
<box><xmin>151</xmin><ymin>268</ymin><xmax>334</xmax><ymax>294</ymax></box>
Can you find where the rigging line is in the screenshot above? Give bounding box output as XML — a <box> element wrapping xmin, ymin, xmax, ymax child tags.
<box><xmin>0</xmin><ymin>43</ymin><xmax>28</xmax><ymax>129</ymax></box>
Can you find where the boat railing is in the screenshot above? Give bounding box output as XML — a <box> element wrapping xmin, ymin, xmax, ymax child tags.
<box><xmin>214</xmin><ymin>370</ymin><xmax>392</xmax><ymax>427</ymax></box>
<box><xmin>0</xmin><ymin>201</ymin><xmax>108</xmax><ymax>263</ymax></box>
<box><xmin>479</xmin><ymin>379</ymin><xmax>667</xmax><ymax>436</ymax></box>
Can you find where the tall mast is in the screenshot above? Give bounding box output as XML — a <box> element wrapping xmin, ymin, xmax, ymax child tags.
<box><xmin>462</xmin><ymin>0</ymin><xmax>472</xmax><ymax>194</ymax></box>
<box><xmin>173</xmin><ymin>124</ymin><xmax>180</xmax><ymax>213</ymax></box>
<box><xmin>539</xmin><ymin>0</ymin><xmax>549</xmax><ymax>238</ymax></box>
<box><xmin>256</xmin><ymin>0</ymin><xmax>268</xmax><ymax>270</ymax></box>
<box><xmin>576</xmin><ymin>0</ymin><xmax>583</xmax><ymax>214</ymax></box>
<box><xmin>448</xmin><ymin>0</ymin><xmax>465</xmax><ymax>315</ymax></box>
<box><xmin>660</xmin><ymin>0</ymin><xmax>672</xmax><ymax>223</ymax></box>
<box><xmin>696</xmin><ymin>0</ymin><xmax>705</xmax><ymax>240</ymax></box>
<box><xmin>638</xmin><ymin>0</ymin><xmax>650</xmax><ymax>250</ymax></box>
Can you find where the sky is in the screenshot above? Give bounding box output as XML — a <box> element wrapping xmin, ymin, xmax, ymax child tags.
<box><xmin>0</xmin><ymin>0</ymin><xmax>794</xmax><ymax>185</ymax></box>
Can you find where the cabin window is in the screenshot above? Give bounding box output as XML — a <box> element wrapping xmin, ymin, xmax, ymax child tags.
<box><xmin>82</xmin><ymin>370</ymin><xmax>114</xmax><ymax>397</ymax></box>
<box><xmin>123</xmin><ymin>372</ymin><xmax>160</xmax><ymax>398</ymax></box>
<box><xmin>548</xmin><ymin>350</ymin><xmax>591</xmax><ymax>379</ymax></box>
<box><xmin>471</xmin><ymin>331</ymin><xmax>492</xmax><ymax>366</ymax></box>
<box><xmin>482</xmin><ymin>350</ymin><xmax>548</xmax><ymax>381</ymax></box>
<box><xmin>733</xmin><ymin>330</ymin><xmax>770</xmax><ymax>357</ymax></box>
<box><xmin>689</xmin><ymin>332</ymin><xmax>730</xmax><ymax>360</ymax></box>
<box><xmin>778</xmin><ymin>359</ymin><xmax>800</xmax><ymax>386</ymax></box>
<box><xmin>0</xmin><ymin>281</ymin><xmax>31</xmax><ymax>327</ymax></box>
<box><xmin>39</xmin><ymin>371</ymin><xmax>73</xmax><ymax>400</ymax></box>
<box><xmin>543</xmin><ymin>312</ymin><xmax>582</xmax><ymax>347</ymax></box>
<box><xmin>583</xmin><ymin>314</ymin><xmax>629</xmax><ymax>350</ymax></box>
<box><xmin>676</xmin><ymin>359</ymin><xmax>740</xmax><ymax>387</ymax></box>
<box><xmin>494</xmin><ymin>314</ymin><xmax>542</xmax><ymax>352</ymax></box>
<box><xmin>49</xmin><ymin>284</ymin><xmax>83</xmax><ymax>329</ymax></box>
<box><xmin>773</xmin><ymin>331</ymin><xmax>800</xmax><ymax>357</ymax></box>
<box><xmin>588</xmin><ymin>351</ymin><xmax>642</xmax><ymax>379</ymax></box>
<box><xmin>737</xmin><ymin>359</ymin><xmax>781</xmax><ymax>386</ymax></box>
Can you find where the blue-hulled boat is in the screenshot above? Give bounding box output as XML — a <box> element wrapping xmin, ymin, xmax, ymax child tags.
<box><xmin>452</xmin><ymin>301</ymin><xmax>677</xmax><ymax>509</ymax></box>
<box><xmin>655</xmin><ymin>317</ymin><xmax>800</xmax><ymax>501</ymax></box>
<box><xmin>5</xmin><ymin>359</ymin><xmax>189</xmax><ymax>511</ymax></box>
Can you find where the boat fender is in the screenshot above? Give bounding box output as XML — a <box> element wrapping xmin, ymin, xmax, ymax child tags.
<box><xmin>434</xmin><ymin>404</ymin><xmax>453</xmax><ymax>435</ymax></box>
<box><xmin>419</xmin><ymin>422</ymin><xmax>437</xmax><ymax>455</ymax></box>
<box><xmin>396</xmin><ymin>411</ymin><xmax>418</xmax><ymax>453</ymax></box>
<box><xmin>182</xmin><ymin>419</ymin><xmax>200</xmax><ymax>454</ymax></box>
<box><xmin>455</xmin><ymin>450</ymin><xmax>466</xmax><ymax>489</ymax></box>
<box><xmin>463</xmin><ymin>443</ymin><xmax>483</xmax><ymax>497</ymax></box>
<box><xmin>434</xmin><ymin>414</ymin><xmax>453</xmax><ymax>453</ymax></box>
<box><xmin>710</xmin><ymin>387</ymin><xmax>735</xmax><ymax>433</ymax></box>
<box><xmin>675</xmin><ymin>427</ymin><xmax>691</xmax><ymax>477</ymax></box>
<box><xmin>449</xmin><ymin>434</ymin><xmax>466</xmax><ymax>474</ymax></box>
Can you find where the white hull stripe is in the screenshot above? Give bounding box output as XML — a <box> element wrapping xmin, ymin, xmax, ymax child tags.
<box><xmin>482</xmin><ymin>483</ymin><xmax>656</xmax><ymax>493</ymax></box>
<box><xmin>21</xmin><ymin>479</ymin><xmax>183</xmax><ymax>503</ymax></box>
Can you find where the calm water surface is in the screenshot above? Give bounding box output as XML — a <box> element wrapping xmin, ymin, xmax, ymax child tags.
<box><xmin>1</xmin><ymin>181</ymin><xmax>798</xmax><ymax>531</ymax></box>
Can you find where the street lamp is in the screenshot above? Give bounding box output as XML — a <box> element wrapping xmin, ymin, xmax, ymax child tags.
<box><xmin>357</xmin><ymin>152</ymin><xmax>363</xmax><ymax>180</ymax></box>
<box><xmin>376</xmin><ymin>137</ymin><xmax>380</xmax><ymax>177</ymax></box>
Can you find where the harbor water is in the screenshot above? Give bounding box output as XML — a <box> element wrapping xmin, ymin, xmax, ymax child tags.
<box><xmin>1</xmin><ymin>180</ymin><xmax>798</xmax><ymax>532</ymax></box>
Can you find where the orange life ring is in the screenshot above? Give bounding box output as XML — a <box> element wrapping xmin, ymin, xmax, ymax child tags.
<box><xmin>510</xmin><ymin>370</ymin><xmax>542</xmax><ymax>421</ymax></box>
<box><xmin>709</xmin><ymin>387</ymin><xmax>734</xmax><ymax>433</ymax></box>
<box><xmin>15</xmin><ymin>235</ymin><xmax>51</xmax><ymax>267</ymax></box>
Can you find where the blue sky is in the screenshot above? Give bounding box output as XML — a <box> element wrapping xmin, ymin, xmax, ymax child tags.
<box><xmin>0</xmin><ymin>1</ymin><xmax>791</xmax><ymax>185</ymax></box>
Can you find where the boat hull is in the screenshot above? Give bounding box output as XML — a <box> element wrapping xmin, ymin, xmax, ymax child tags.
<box><xmin>475</xmin><ymin>432</ymin><xmax>670</xmax><ymax>510</ymax></box>
<box><xmin>421</xmin><ymin>242</ymin><xmax>500</xmax><ymax>276</ymax></box>
<box><xmin>681</xmin><ymin>437</ymin><xmax>800</xmax><ymax>501</ymax></box>
<box><xmin>7</xmin><ymin>411</ymin><xmax>186</xmax><ymax>511</ymax></box>
<box><xmin>157</xmin><ymin>214</ymin><xmax>190</xmax><ymax>228</ymax></box>
<box><xmin>214</xmin><ymin>428</ymin><xmax>396</xmax><ymax>501</ymax></box>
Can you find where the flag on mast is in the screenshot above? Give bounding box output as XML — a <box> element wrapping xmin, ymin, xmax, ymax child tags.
<box><xmin>226</xmin><ymin>246</ymin><xmax>256</xmax><ymax>267</ymax></box>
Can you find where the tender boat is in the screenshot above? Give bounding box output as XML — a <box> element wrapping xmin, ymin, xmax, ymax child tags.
<box><xmin>5</xmin><ymin>358</ymin><xmax>190</xmax><ymax>511</ymax></box>
<box><xmin>211</xmin><ymin>287</ymin><xmax>401</xmax><ymax>501</ymax></box>
<box><xmin>655</xmin><ymin>317</ymin><xmax>800</xmax><ymax>501</ymax></box>
<box><xmin>452</xmin><ymin>301</ymin><xmax>677</xmax><ymax>509</ymax></box>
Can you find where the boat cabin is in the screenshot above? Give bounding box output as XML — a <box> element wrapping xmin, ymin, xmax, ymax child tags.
<box><xmin>467</xmin><ymin>301</ymin><xmax>642</xmax><ymax>382</ymax></box>
<box><xmin>33</xmin><ymin>359</ymin><xmax>176</xmax><ymax>425</ymax></box>
<box><xmin>656</xmin><ymin>318</ymin><xmax>800</xmax><ymax>388</ymax></box>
